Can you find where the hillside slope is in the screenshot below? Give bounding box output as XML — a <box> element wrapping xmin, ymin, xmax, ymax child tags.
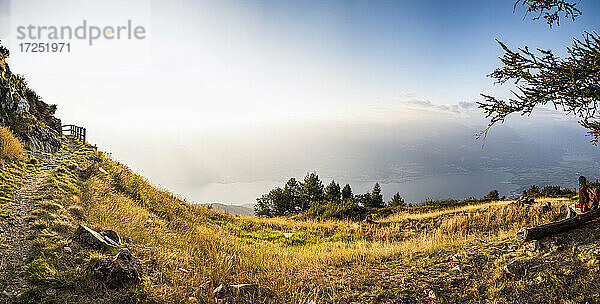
<box><xmin>1</xmin><ymin>131</ymin><xmax>598</xmax><ymax>303</ymax></box>
<box><xmin>4</xmin><ymin>140</ymin><xmax>595</xmax><ymax>303</ymax></box>
<box><xmin>0</xmin><ymin>43</ymin><xmax>61</xmax><ymax>153</ymax></box>
<box><xmin>1</xmin><ymin>41</ymin><xmax>599</xmax><ymax>303</ymax></box>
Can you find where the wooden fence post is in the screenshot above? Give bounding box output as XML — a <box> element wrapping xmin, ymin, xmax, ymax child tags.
<box><xmin>60</xmin><ymin>124</ymin><xmax>86</xmax><ymax>142</ymax></box>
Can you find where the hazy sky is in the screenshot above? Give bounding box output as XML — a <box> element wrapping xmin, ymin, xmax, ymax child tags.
<box><xmin>1</xmin><ymin>0</ymin><xmax>600</xmax><ymax>204</ymax></box>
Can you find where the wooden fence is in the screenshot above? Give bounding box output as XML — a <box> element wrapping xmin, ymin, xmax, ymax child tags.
<box><xmin>61</xmin><ymin>125</ymin><xmax>86</xmax><ymax>142</ymax></box>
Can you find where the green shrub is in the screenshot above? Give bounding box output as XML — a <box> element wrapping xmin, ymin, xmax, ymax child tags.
<box><xmin>50</xmin><ymin>220</ymin><xmax>73</xmax><ymax>233</ymax></box>
<box><xmin>522</xmin><ymin>185</ymin><xmax>541</xmax><ymax>197</ymax></box>
<box><xmin>482</xmin><ymin>189</ymin><xmax>500</xmax><ymax>201</ymax></box>
<box><xmin>0</xmin><ymin>43</ymin><xmax>9</xmax><ymax>58</ymax></box>
<box><xmin>27</xmin><ymin>258</ymin><xmax>57</xmax><ymax>284</ymax></box>
<box><xmin>27</xmin><ymin>238</ymin><xmax>59</xmax><ymax>284</ymax></box>
<box><xmin>540</xmin><ymin>185</ymin><xmax>575</xmax><ymax>197</ymax></box>
<box><xmin>30</xmin><ymin>219</ymin><xmax>49</xmax><ymax>230</ymax></box>
<box><xmin>30</xmin><ymin>238</ymin><xmax>59</xmax><ymax>260</ymax></box>
<box><xmin>307</xmin><ymin>199</ymin><xmax>366</xmax><ymax>220</ymax></box>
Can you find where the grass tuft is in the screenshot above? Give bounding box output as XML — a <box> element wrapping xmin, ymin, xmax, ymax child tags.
<box><xmin>0</xmin><ymin>126</ymin><xmax>24</xmax><ymax>161</ymax></box>
<box><xmin>30</xmin><ymin>219</ymin><xmax>49</xmax><ymax>230</ymax></box>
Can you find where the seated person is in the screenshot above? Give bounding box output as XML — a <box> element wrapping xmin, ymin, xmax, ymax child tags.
<box><xmin>567</xmin><ymin>176</ymin><xmax>591</xmax><ymax>218</ymax></box>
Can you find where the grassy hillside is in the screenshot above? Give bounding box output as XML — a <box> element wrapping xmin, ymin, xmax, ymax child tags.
<box><xmin>18</xmin><ymin>138</ymin><xmax>597</xmax><ymax>303</ymax></box>
<box><xmin>0</xmin><ymin>134</ymin><xmax>596</xmax><ymax>303</ymax></box>
<box><xmin>2</xmin><ymin>38</ymin><xmax>598</xmax><ymax>303</ymax></box>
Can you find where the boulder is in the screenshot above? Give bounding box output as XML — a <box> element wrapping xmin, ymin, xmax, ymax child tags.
<box><xmin>104</xmin><ymin>248</ymin><xmax>141</xmax><ymax>288</ymax></box>
<box><xmin>101</xmin><ymin>230</ymin><xmax>121</xmax><ymax>246</ymax></box>
<box><xmin>213</xmin><ymin>284</ymin><xmax>229</xmax><ymax>299</ymax></box>
<box><xmin>73</xmin><ymin>225</ymin><xmax>118</xmax><ymax>251</ymax></box>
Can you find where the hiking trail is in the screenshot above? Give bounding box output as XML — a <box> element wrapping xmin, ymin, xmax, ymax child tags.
<box><xmin>0</xmin><ymin>138</ymin><xmax>78</xmax><ymax>299</ymax></box>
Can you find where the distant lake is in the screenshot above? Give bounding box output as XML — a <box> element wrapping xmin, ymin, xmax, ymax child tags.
<box><xmin>348</xmin><ymin>170</ymin><xmax>518</xmax><ymax>204</ymax></box>
<box><xmin>181</xmin><ymin>170</ymin><xmax>520</xmax><ymax>206</ymax></box>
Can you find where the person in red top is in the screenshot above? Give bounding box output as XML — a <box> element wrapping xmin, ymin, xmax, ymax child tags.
<box><xmin>567</xmin><ymin>176</ymin><xmax>592</xmax><ymax>218</ymax></box>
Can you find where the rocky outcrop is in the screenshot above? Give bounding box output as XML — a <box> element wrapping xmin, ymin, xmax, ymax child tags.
<box><xmin>13</xmin><ymin>115</ymin><xmax>61</xmax><ymax>152</ymax></box>
<box><xmin>87</xmin><ymin>248</ymin><xmax>142</xmax><ymax>288</ymax></box>
<box><xmin>73</xmin><ymin>225</ymin><xmax>119</xmax><ymax>251</ymax></box>
<box><xmin>15</xmin><ymin>96</ymin><xmax>29</xmax><ymax>114</ymax></box>
<box><xmin>103</xmin><ymin>248</ymin><xmax>141</xmax><ymax>287</ymax></box>
<box><xmin>0</xmin><ymin>41</ymin><xmax>62</xmax><ymax>153</ymax></box>
<box><xmin>100</xmin><ymin>230</ymin><xmax>122</xmax><ymax>247</ymax></box>
<box><xmin>72</xmin><ymin>225</ymin><xmax>141</xmax><ymax>288</ymax></box>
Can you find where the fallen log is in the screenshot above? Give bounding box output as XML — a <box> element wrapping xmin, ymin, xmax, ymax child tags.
<box><xmin>516</xmin><ymin>208</ymin><xmax>600</xmax><ymax>242</ymax></box>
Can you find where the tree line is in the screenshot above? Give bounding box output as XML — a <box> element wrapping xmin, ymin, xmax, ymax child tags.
<box><xmin>254</xmin><ymin>173</ymin><xmax>582</xmax><ymax>219</ymax></box>
<box><xmin>522</xmin><ymin>184</ymin><xmax>577</xmax><ymax>198</ymax></box>
<box><xmin>254</xmin><ymin>172</ymin><xmax>406</xmax><ymax>217</ymax></box>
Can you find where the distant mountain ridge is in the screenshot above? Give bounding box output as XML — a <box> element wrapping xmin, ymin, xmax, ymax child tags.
<box><xmin>204</xmin><ymin>202</ymin><xmax>255</xmax><ymax>216</ymax></box>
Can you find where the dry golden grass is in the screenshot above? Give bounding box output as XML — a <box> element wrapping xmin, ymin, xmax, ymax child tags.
<box><xmin>74</xmin><ymin>153</ymin><xmax>577</xmax><ymax>303</ymax></box>
<box><xmin>0</xmin><ymin>126</ymin><xmax>24</xmax><ymax>161</ymax></box>
<box><xmin>9</xmin><ymin>138</ymin><xmax>583</xmax><ymax>303</ymax></box>
<box><xmin>82</xmin><ymin>168</ymin><xmax>323</xmax><ymax>303</ymax></box>
<box><xmin>381</xmin><ymin>199</ymin><xmax>513</xmax><ymax>222</ymax></box>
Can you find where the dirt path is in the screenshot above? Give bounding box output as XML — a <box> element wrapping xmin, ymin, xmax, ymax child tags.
<box><xmin>0</xmin><ymin>139</ymin><xmax>76</xmax><ymax>300</ymax></box>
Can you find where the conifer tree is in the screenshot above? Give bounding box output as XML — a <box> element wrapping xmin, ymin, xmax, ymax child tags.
<box><xmin>341</xmin><ymin>184</ymin><xmax>353</xmax><ymax>201</ymax></box>
<box><xmin>301</xmin><ymin>172</ymin><xmax>324</xmax><ymax>210</ymax></box>
<box><xmin>480</xmin><ymin>1</ymin><xmax>600</xmax><ymax>143</ymax></box>
<box><xmin>388</xmin><ymin>192</ymin><xmax>406</xmax><ymax>207</ymax></box>
<box><xmin>324</xmin><ymin>180</ymin><xmax>341</xmax><ymax>203</ymax></box>
<box><xmin>368</xmin><ymin>183</ymin><xmax>385</xmax><ymax>208</ymax></box>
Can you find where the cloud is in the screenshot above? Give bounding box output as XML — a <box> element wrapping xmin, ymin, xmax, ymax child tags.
<box><xmin>392</xmin><ymin>92</ymin><xmax>479</xmax><ymax>115</ymax></box>
<box><xmin>458</xmin><ymin>101</ymin><xmax>477</xmax><ymax>109</ymax></box>
<box><xmin>395</xmin><ymin>92</ymin><xmax>433</xmax><ymax>106</ymax></box>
